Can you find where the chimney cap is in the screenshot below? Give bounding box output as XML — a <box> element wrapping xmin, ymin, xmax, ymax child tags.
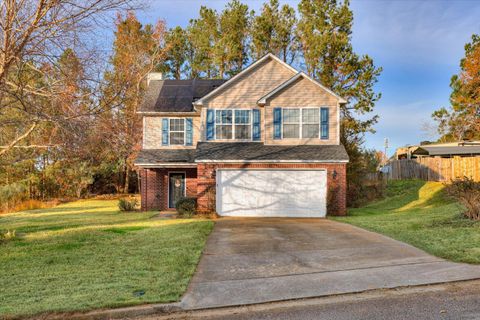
<box><xmin>147</xmin><ymin>72</ymin><xmax>163</xmax><ymax>85</ymax></box>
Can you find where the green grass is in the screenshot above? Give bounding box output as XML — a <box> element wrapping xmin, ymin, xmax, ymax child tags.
<box><xmin>332</xmin><ymin>180</ymin><xmax>480</xmax><ymax>264</ymax></box>
<box><xmin>0</xmin><ymin>200</ymin><xmax>214</xmax><ymax>318</ymax></box>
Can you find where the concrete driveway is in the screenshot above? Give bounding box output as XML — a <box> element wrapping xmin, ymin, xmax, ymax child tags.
<box><xmin>181</xmin><ymin>218</ymin><xmax>480</xmax><ymax>309</ymax></box>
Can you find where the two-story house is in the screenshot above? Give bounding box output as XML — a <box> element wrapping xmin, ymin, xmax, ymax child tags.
<box><xmin>134</xmin><ymin>54</ymin><xmax>349</xmax><ymax>217</ymax></box>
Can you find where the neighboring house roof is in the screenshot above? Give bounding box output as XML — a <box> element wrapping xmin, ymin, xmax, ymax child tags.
<box><xmin>194</xmin><ymin>142</ymin><xmax>349</xmax><ymax>162</ymax></box>
<box><xmin>416</xmin><ymin>145</ymin><xmax>480</xmax><ymax>156</ymax></box>
<box><xmin>135</xmin><ymin>149</ymin><xmax>196</xmax><ymax>165</ymax></box>
<box><xmin>257</xmin><ymin>72</ymin><xmax>347</xmax><ymax>105</ymax></box>
<box><xmin>192</xmin><ymin>53</ymin><xmax>298</xmax><ymax>107</ymax></box>
<box><xmin>139</xmin><ymin>79</ymin><xmax>226</xmax><ymax>113</ymax></box>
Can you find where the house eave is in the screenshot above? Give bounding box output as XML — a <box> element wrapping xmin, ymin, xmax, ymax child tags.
<box><xmin>194</xmin><ymin>159</ymin><xmax>349</xmax><ymax>163</ymax></box>
<box><xmin>134</xmin><ymin>163</ymin><xmax>197</xmax><ymax>168</ymax></box>
<box><xmin>137</xmin><ymin>111</ymin><xmax>200</xmax><ymax>116</ymax></box>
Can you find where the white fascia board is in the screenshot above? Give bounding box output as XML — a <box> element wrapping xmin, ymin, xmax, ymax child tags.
<box><xmin>258</xmin><ymin>72</ymin><xmax>347</xmax><ymax>105</ymax></box>
<box><xmin>193</xmin><ymin>53</ymin><xmax>298</xmax><ymax>107</ymax></box>
<box><xmin>194</xmin><ymin>159</ymin><xmax>349</xmax><ymax>163</ymax></box>
<box><xmin>134</xmin><ymin>163</ymin><xmax>197</xmax><ymax>168</ymax></box>
<box><xmin>137</xmin><ymin>111</ymin><xmax>200</xmax><ymax>116</ymax></box>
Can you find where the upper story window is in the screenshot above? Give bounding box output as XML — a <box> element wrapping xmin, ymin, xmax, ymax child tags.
<box><xmin>214</xmin><ymin>109</ymin><xmax>252</xmax><ymax>140</ymax></box>
<box><xmin>162</xmin><ymin>118</ymin><xmax>193</xmax><ymax>146</ymax></box>
<box><xmin>274</xmin><ymin>107</ymin><xmax>328</xmax><ymax>140</ymax></box>
<box><xmin>169</xmin><ymin>119</ymin><xmax>185</xmax><ymax>145</ymax></box>
<box><xmin>206</xmin><ymin>109</ymin><xmax>260</xmax><ymax>141</ymax></box>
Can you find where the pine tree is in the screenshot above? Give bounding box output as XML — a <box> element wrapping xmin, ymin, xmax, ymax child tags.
<box><xmin>432</xmin><ymin>34</ymin><xmax>480</xmax><ymax>141</ymax></box>
<box><xmin>163</xmin><ymin>26</ymin><xmax>188</xmax><ymax>79</ymax></box>
<box><xmin>186</xmin><ymin>7</ymin><xmax>220</xmax><ymax>78</ymax></box>
<box><xmin>217</xmin><ymin>0</ymin><xmax>252</xmax><ymax>77</ymax></box>
<box><xmin>251</xmin><ymin>0</ymin><xmax>297</xmax><ymax>62</ymax></box>
<box><xmin>297</xmin><ymin>0</ymin><xmax>382</xmax><ymax>205</ymax></box>
<box><xmin>297</xmin><ymin>0</ymin><xmax>381</xmax><ymax>138</ymax></box>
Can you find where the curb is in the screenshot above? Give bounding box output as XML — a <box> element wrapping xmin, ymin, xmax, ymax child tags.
<box><xmin>20</xmin><ymin>278</ymin><xmax>480</xmax><ymax>320</ymax></box>
<box><xmin>24</xmin><ymin>303</ymin><xmax>182</xmax><ymax>320</ymax></box>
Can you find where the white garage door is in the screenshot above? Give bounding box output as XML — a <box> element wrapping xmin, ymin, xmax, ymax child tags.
<box><xmin>216</xmin><ymin>169</ymin><xmax>327</xmax><ymax>217</ymax></box>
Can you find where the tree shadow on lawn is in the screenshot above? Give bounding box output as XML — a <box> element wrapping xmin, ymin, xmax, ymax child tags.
<box><xmin>348</xmin><ymin>180</ymin><xmax>452</xmax><ymax>216</ymax></box>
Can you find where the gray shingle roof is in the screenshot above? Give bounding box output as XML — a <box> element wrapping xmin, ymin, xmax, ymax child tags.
<box><xmin>195</xmin><ymin>142</ymin><xmax>349</xmax><ymax>162</ymax></box>
<box><xmin>418</xmin><ymin>145</ymin><xmax>480</xmax><ymax>156</ymax></box>
<box><xmin>140</xmin><ymin>79</ymin><xmax>226</xmax><ymax>112</ymax></box>
<box><xmin>134</xmin><ymin>149</ymin><xmax>196</xmax><ymax>164</ymax></box>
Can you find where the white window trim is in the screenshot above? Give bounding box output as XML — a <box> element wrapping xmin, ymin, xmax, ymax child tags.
<box><xmin>168</xmin><ymin>118</ymin><xmax>186</xmax><ymax>146</ymax></box>
<box><xmin>281</xmin><ymin>107</ymin><xmax>320</xmax><ymax>139</ymax></box>
<box><xmin>213</xmin><ymin>109</ymin><xmax>253</xmax><ymax>142</ymax></box>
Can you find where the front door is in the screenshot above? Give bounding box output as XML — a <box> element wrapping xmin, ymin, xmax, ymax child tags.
<box><xmin>169</xmin><ymin>173</ymin><xmax>186</xmax><ymax>208</ymax></box>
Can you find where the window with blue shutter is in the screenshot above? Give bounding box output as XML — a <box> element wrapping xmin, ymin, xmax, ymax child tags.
<box><xmin>162</xmin><ymin>118</ymin><xmax>169</xmax><ymax>145</ymax></box>
<box><xmin>185</xmin><ymin>118</ymin><xmax>193</xmax><ymax>146</ymax></box>
<box><xmin>252</xmin><ymin>109</ymin><xmax>261</xmax><ymax>141</ymax></box>
<box><xmin>320</xmin><ymin>107</ymin><xmax>329</xmax><ymax>139</ymax></box>
<box><xmin>206</xmin><ymin>109</ymin><xmax>214</xmax><ymax>140</ymax></box>
<box><xmin>273</xmin><ymin>107</ymin><xmax>282</xmax><ymax>139</ymax></box>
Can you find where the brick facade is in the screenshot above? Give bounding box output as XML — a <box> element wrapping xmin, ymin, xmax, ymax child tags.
<box><xmin>196</xmin><ymin>163</ymin><xmax>347</xmax><ymax>216</ymax></box>
<box><xmin>140</xmin><ymin>163</ymin><xmax>347</xmax><ymax>215</ymax></box>
<box><xmin>140</xmin><ymin>168</ymin><xmax>197</xmax><ymax>211</ymax></box>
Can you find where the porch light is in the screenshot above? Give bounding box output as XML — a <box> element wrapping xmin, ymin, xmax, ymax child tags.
<box><xmin>332</xmin><ymin>170</ymin><xmax>338</xmax><ymax>180</ymax></box>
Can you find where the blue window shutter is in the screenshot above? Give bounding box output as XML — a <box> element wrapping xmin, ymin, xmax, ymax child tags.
<box><xmin>162</xmin><ymin>118</ymin><xmax>169</xmax><ymax>145</ymax></box>
<box><xmin>321</xmin><ymin>107</ymin><xmax>329</xmax><ymax>139</ymax></box>
<box><xmin>252</xmin><ymin>109</ymin><xmax>261</xmax><ymax>141</ymax></box>
<box><xmin>185</xmin><ymin>118</ymin><xmax>193</xmax><ymax>146</ymax></box>
<box><xmin>206</xmin><ymin>109</ymin><xmax>214</xmax><ymax>140</ymax></box>
<box><xmin>273</xmin><ymin>108</ymin><xmax>282</xmax><ymax>139</ymax></box>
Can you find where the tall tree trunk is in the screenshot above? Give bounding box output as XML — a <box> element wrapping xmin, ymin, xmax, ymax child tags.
<box><xmin>124</xmin><ymin>164</ymin><xmax>130</xmax><ymax>194</ymax></box>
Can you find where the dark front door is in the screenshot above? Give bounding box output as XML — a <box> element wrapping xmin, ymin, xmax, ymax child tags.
<box><xmin>169</xmin><ymin>173</ymin><xmax>186</xmax><ymax>208</ymax></box>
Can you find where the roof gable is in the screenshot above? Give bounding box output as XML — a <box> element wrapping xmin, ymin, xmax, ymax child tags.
<box><xmin>193</xmin><ymin>53</ymin><xmax>297</xmax><ymax>107</ymax></box>
<box><xmin>258</xmin><ymin>72</ymin><xmax>347</xmax><ymax>105</ymax></box>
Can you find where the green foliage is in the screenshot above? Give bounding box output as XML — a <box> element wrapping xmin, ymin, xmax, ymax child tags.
<box><xmin>118</xmin><ymin>198</ymin><xmax>139</xmax><ymax>212</ymax></box>
<box><xmin>333</xmin><ymin>181</ymin><xmax>480</xmax><ymax>264</ymax></box>
<box><xmin>175</xmin><ymin>197</ymin><xmax>197</xmax><ymax>217</ymax></box>
<box><xmin>445</xmin><ymin>178</ymin><xmax>480</xmax><ymax>220</ymax></box>
<box><xmin>250</xmin><ymin>0</ymin><xmax>297</xmax><ymax>62</ymax></box>
<box><xmin>0</xmin><ymin>199</ymin><xmax>214</xmax><ymax>317</ymax></box>
<box><xmin>186</xmin><ymin>7</ymin><xmax>220</xmax><ymax>78</ymax></box>
<box><xmin>163</xmin><ymin>26</ymin><xmax>189</xmax><ymax>79</ymax></box>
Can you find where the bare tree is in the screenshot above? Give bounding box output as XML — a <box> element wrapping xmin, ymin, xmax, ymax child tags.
<box><xmin>0</xmin><ymin>0</ymin><xmax>136</xmax><ymax>157</ymax></box>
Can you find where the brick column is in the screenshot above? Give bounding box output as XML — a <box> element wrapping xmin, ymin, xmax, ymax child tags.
<box><xmin>197</xmin><ymin>163</ymin><xmax>216</xmax><ymax>214</ymax></box>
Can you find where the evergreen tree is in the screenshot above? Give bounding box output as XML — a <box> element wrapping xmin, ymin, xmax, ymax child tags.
<box><xmin>186</xmin><ymin>7</ymin><xmax>220</xmax><ymax>78</ymax></box>
<box><xmin>432</xmin><ymin>34</ymin><xmax>480</xmax><ymax>141</ymax></box>
<box><xmin>297</xmin><ymin>0</ymin><xmax>381</xmax><ymax>138</ymax></box>
<box><xmin>217</xmin><ymin>0</ymin><xmax>252</xmax><ymax>77</ymax></box>
<box><xmin>297</xmin><ymin>0</ymin><xmax>382</xmax><ymax>205</ymax></box>
<box><xmin>163</xmin><ymin>26</ymin><xmax>188</xmax><ymax>79</ymax></box>
<box><xmin>251</xmin><ymin>0</ymin><xmax>297</xmax><ymax>63</ymax></box>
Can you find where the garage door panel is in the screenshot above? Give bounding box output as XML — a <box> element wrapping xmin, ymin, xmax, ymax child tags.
<box><xmin>216</xmin><ymin>169</ymin><xmax>327</xmax><ymax>217</ymax></box>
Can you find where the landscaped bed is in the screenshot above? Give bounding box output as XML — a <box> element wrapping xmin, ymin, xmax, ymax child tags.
<box><xmin>0</xmin><ymin>200</ymin><xmax>214</xmax><ymax>318</ymax></box>
<box><xmin>332</xmin><ymin>180</ymin><xmax>480</xmax><ymax>264</ymax></box>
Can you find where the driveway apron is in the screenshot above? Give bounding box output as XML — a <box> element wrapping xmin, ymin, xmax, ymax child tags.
<box><xmin>181</xmin><ymin>218</ymin><xmax>480</xmax><ymax>309</ymax></box>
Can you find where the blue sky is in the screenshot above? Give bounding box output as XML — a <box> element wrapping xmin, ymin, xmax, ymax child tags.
<box><xmin>135</xmin><ymin>0</ymin><xmax>480</xmax><ymax>156</ymax></box>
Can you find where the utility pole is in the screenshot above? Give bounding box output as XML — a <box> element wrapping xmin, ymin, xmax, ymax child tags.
<box><xmin>384</xmin><ymin>138</ymin><xmax>389</xmax><ymax>164</ymax></box>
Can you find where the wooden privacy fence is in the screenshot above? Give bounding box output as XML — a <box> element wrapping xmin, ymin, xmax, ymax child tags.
<box><xmin>385</xmin><ymin>157</ymin><xmax>480</xmax><ymax>182</ymax></box>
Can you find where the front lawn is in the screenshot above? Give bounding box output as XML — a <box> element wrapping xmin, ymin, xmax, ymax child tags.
<box><xmin>332</xmin><ymin>180</ymin><xmax>480</xmax><ymax>264</ymax></box>
<box><xmin>0</xmin><ymin>200</ymin><xmax>214</xmax><ymax>318</ymax></box>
